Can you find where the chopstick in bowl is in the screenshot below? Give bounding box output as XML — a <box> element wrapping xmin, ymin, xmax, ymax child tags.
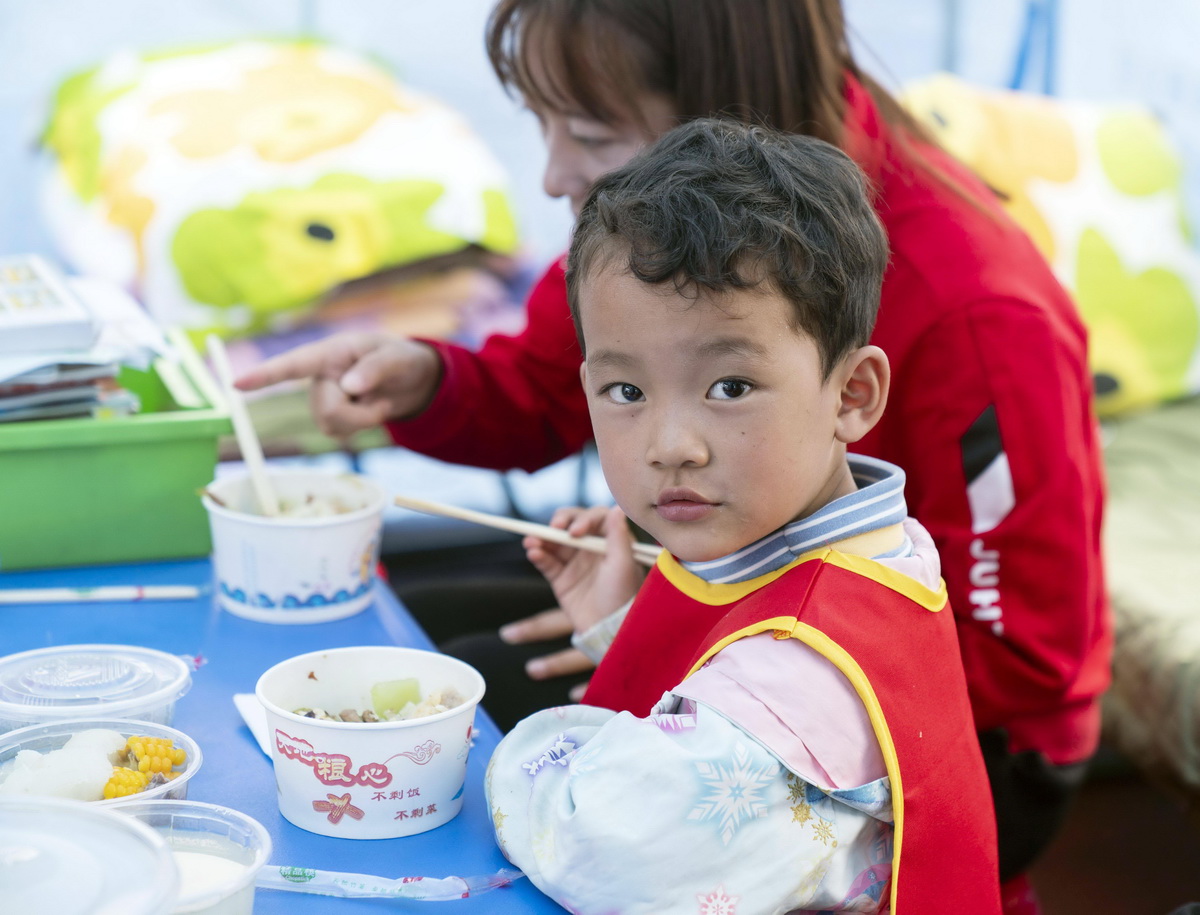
<box><xmin>392</xmin><ymin>494</ymin><xmax>662</xmax><ymax>568</ymax></box>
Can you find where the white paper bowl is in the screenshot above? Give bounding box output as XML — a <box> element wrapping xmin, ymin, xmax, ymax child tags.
<box><xmin>202</xmin><ymin>470</ymin><xmax>386</xmax><ymax>624</ymax></box>
<box><xmin>113</xmin><ymin>800</ymin><xmax>272</xmax><ymax>915</ymax></box>
<box><xmin>0</xmin><ymin>718</ymin><xmax>202</xmax><ymax>806</ymax></box>
<box><xmin>255</xmin><ymin>646</ymin><xmax>485</xmax><ymax>839</ymax></box>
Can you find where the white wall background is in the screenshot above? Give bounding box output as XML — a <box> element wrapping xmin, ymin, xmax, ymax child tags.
<box><xmin>0</xmin><ymin>0</ymin><xmax>1197</xmax><ymax>278</ymax></box>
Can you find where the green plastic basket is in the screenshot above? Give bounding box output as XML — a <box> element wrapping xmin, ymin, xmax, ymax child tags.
<box><xmin>0</xmin><ymin>332</ymin><xmax>231</xmax><ymax>570</ymax></box>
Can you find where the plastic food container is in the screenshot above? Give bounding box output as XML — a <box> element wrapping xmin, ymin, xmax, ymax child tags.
<box><xmin>0</xmin><ymin>717</ymin><xmax>202</xmax><ymax>805</ymax></box>
<box><xmin>256</xmin><ymin>645</ymin><xmax>485</xmax><ymax>839</ymax></box>
<box><xmin>0</xmin><ymin>644</ymin><xmax>192</xmax><ymax>734</ymax></box>
<box><xmin>0</xmin><ymin>795</ymin><xmax>180</xmax><ymax>914</ymax></box>
<box><xmin>113</xmin><ymin>800</ymin><xmax>272</xmax><ymax>915</ymax></box>
<box><xmin>202</xmin><ymin>471</ymin><xmax>387</xmax><ymax>624</ymax></box>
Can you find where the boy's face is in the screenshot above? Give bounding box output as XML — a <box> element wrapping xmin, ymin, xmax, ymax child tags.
<box><xmin>580</xmin><ymin>266</ymin><xmax>860</xmax><ymax>563</ymax></box>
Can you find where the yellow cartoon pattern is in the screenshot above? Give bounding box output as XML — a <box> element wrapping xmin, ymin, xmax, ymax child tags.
<box><xmin>903</xmin><ymin>73</ymin><xmax>1200</xmax><ymax>417</ymax></box>
<box><xmin>150</xmin><ymin>45</ymin><xmax>408</xmax><ymax>163</ymax></box>
<box><xmin>40</xmin><ymin>39</ymin><xmax>519</xmax><ymax>338</ymax></box>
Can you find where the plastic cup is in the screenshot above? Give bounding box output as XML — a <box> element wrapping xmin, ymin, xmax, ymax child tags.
<box><xmin>202</xmin><ymin>470</ymin><xmax>386</xmax><ymax>624</ymax></box>
<box><xmin>112</xmin><ymin>800</ymin><xmax>272</xmax><ymax>915</ymax></box>
<box><xmin>0</xmin><ymin>795</ymin><xmax>180</xmax><ymax>914</ymax></box>
<box><xmin>0</xmin><ymin>644</ymin><xmax>192</xmax><ymax>735</ymax></box>
<box><xmin>255</xmin><ymin>646</ymin><xmax>485</xmax><ymax>839</ymax></box>
<box><xmin>0</xmin><ymin>718</ymin><xmax>202</xmax><ymax>805</ymax></box>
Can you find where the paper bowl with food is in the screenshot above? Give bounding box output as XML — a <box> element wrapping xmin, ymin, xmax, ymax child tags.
<box><xmin>255</xmin><ymin>646</ymin><xmax>485</xmax><ymax>839</ymax></box>
<box><xmin>0</xmin><ymin>718</ymin><xmax>201</xmax><ymax>806</ymax></box>
<box><xmin>202</xmin><ymin>470</ymin><xmax>387</xmax><ymax>624</ymax></box>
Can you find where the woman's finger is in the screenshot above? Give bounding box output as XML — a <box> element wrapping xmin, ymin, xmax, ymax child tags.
<box><xmin>309</xmin><ymin>377</ymin><xmax>392</xmax><ymax>437</ymax></box>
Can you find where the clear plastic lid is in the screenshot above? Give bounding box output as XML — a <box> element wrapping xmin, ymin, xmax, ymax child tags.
<box><xmin>0</xmin><ymin>644</ymin><xmax>192</xmax><ymax>726</ymax></box>
<box><xmin>0</xmin><ymin>796</ymin><xmax>180</xmax><ymax>914</ymax></box>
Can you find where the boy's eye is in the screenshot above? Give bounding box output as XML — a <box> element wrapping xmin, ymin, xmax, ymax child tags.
<box><xmin>708</xmin><ymin>379</ymin><xmax>753</xmax><ymax>400</ymax></box>
<box><xmin>603</xmin><ymin>383</ymin><xmax>644</xmax><ymax>404</ymax></box>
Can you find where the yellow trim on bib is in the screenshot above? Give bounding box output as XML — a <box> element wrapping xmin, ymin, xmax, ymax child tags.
<box><xmin>685</xmin><ymin>620</ymin><xmax>905</xmax><ymax>914</ymax></box>
<box><xmin>657</xmin><ymin>553</ymin><xmax>799</xmax><ymax>604</ymax></box>
<box><xmin>820</xmin><ymin>551</ymin><xmax>947</xmax><ymax>612</ymax></box>
<box><xmin>658</xmin><ymin>542</ymin><xmax>947</xmax><ymax>611</ymax></box>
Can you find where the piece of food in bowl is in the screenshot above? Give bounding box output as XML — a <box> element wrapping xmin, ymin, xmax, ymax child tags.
<box><xmin>388</xmin><ymin>685</ymin><xmax>465</xmax><ymax>720</ymax></box>
<box><xmin>371</xmin><ymin>677</ymin><xmax>421</xmax><ymax>716</ymax></box>
<box><xmin>294</xmin><ymin>678</ymin><xmax>465</xmax><ymax>723</ymax></box>
<box><xmin>208</xmin><ymin>486</ymin><xmax>357</xmax><ymax>518</ymax></box>
<box><xmin>277</xmin><ymin>492</ymin><xmax>356</xmax><ymax>517</ymax></box>
<box><xmin>0</xmin><ymin>728</ymin><xmax>124</xmax><ymax>801</ymax></box>
<box><xmin>105</xmin><ymin>735</ymin><xmax>189</xmax><ymax>799</ymax></box>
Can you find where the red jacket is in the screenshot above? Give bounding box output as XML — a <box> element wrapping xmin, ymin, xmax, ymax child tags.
<box><xmin>389</xmin><ymin>76</ymin><xmax>1111</xmax><ymax>765</ymax></box>
<box><xmin>583</xmin><ymin>550</ymin><xmax>1002</xmax><ymax>913</ymax></box>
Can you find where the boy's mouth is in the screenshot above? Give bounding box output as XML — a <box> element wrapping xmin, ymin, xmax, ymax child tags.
<box><xmin>654</xmin><ymin>488</ymin><xmax>717</xmax><ymax>523</ymax></box>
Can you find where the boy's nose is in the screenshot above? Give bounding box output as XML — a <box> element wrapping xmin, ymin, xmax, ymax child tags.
<box><xmin>646</xmin><ymin>413</ymin><xmax>710</xmax><ymax>468</ymax></box>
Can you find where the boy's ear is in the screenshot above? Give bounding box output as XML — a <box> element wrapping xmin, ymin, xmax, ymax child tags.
<box><xmin>834</xmin><ymin>345</ymin><xmax>889</xmax><ymax>444</ymax></box>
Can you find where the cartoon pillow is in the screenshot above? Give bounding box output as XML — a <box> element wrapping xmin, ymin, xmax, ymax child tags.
<box><xmin>902</xmin><ymin>73</ymin><xmax>1200</xmax><ymax>417</ymax></box>
<box><xmin>39</xmin><ymin>39</ymin><xmax>521</xmax><ymax>339</ymax></box>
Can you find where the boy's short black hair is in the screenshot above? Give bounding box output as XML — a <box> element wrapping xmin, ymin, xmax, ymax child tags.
<box><xmin>566</xmin><ymin>118</ymin><xmax>888</xmax><ymax>377</ymax></box>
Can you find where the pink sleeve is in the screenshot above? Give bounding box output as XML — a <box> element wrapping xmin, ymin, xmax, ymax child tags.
<box><xmin>673</xmin><ymin>632</ymin><xmax>886</xmax><ymax>789</ymax></box>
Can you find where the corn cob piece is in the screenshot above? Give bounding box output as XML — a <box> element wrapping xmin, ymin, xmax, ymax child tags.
<box><xmin>126</xmin><ymin>736</ymin><xmax>186</xmax><ymax>774</ymax></box>
<box><xmin>103</xmin><ymin>767</ymin><xmax>151</xmax><ymax>799</ymax></box>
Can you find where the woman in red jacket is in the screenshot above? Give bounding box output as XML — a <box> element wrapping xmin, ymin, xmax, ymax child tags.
<box><xmin>238</xmin><ymin>3</ymin><xmax>1110</xmax><ymax>908</ymax></box>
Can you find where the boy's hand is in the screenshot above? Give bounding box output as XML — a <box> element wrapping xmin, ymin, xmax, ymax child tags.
<box><xmin>234</xmin><ymin>332</ymin><xmax>442</xmax><ymax>438</ymax></box>
<box><xmin>521</xmin><ymin>505</ymin><xmax>645</xmax><ymax>636</ymax></box>
<box><xmin>499</xmin><ymin>608</ymin><xmax>595</xmax><ymax>683</ymax></box>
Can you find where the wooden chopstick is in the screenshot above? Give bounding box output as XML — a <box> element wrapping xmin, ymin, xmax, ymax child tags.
<box><xmin>392</xmin><ymin>494</ymin><xmax>662</xmax><ymax>567</ymax></box>
<box><xmin>206</xmin><ymin>334</ymin><xmax>281</xmax><ymax>517</ymax></box>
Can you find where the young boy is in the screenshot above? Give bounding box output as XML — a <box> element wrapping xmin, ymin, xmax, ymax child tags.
<box><xmin>485</xmin><ymin>119</ymin><xmax>1001</xmax><ymax>914</ymax></box>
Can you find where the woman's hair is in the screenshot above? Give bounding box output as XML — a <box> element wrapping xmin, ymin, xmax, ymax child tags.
<box><xmin>566</xmin><ymin>118</ymin><xmax>888</xmax><ymax>378</ymax></box>
<box><xmin>485</xmin><ymin>0</ymin><xmax>932</xmax><ymax>151</ymax></box>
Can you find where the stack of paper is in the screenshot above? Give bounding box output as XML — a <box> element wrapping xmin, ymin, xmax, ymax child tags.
<box><xmin>0</xmin><ymin>265</ymin><xmax>173</xmax><ymax>423</ymax></box>
<box><xmin>0</xmin><ymin>363</ymin><xmax>133</xmax><ymax>423</ymax></box>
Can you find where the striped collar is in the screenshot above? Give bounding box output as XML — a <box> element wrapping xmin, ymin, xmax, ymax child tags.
<box><xmin>680</xmin><ymin>455</ymin><xmax>911</xmax><ymax>585</ymax></box>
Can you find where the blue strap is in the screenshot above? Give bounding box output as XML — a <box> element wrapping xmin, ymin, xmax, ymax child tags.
<box><xmin>1009</xmin><ymin>0</ymin><xmax>1059</xmax><ymax>95</ymax></box>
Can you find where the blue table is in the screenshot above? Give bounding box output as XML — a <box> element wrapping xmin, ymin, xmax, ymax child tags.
<box><xmin>0</xmin><ymin>559</ymin><xmax>563</xmax><ymax>913</ymax></box>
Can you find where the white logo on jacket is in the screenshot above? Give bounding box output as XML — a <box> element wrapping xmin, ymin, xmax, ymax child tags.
<box><xmin>966</xmin><ymin>451</ymin><xmax>1014</xmax><ymax>637</ymax></box>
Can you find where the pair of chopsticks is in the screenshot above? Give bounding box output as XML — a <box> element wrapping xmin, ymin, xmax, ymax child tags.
<box><xmin>393</xmin><ymin>494</ymin><xmax>662</xmax><ymax>568</ymax></box>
